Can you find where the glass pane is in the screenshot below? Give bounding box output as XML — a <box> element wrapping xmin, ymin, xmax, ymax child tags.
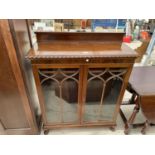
<box><xmin>83</xmin><ymin>68</ymin><xmax>126</xmax><ymax>123</ymax></box>
<box><xmin>39</xmin><ymin>68</ymin><xmax>79</xmax><ymax>124</ymax></box>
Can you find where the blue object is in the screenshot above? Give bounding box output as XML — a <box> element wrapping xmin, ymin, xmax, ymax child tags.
<box><xmin>91</xmin><ymin>19</ymin><xmax>126</xmax><ymax>31</ymax></box>
<box><xmin>117</xmin><ymin>19</ymin><xmax>126</xmax><ymax>29</ymax></box>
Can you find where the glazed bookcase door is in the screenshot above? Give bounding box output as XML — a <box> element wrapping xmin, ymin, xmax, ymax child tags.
<box><xmin>37</xmin><ymin>67</ymin><xmax>82</xmax><ymax>125</ymax></box>
<box><xmin>82</xmin><ymin>67</ymin><xmax>127</xmax><ymax>123</ymax></box>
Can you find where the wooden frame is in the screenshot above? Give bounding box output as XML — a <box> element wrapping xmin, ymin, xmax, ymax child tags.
<box><xmin>31</xmin><ymin>62</ymin><xmax>134</xmax><ymax>134</ymax></box>
<box><xmin>32</xmin><ymin>65</ymin><xmax>83</xmax><ymax>126</ymax></box>
<box><xmin>28</xmin><ymin>31</ymin><xmax>137</xmax><ymax>134</ymax></box>
<box><xmin>0</xmin><ymin>20</ymin><xmax>38</xmax><ymax>134</ymax></box>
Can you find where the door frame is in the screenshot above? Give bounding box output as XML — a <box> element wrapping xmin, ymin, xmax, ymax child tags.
<box><xmin>81</xmin><ymin>63</ymin><xmax>133</xmax><ymax>125</ymax></box>
<box><xmin>32</xmin><ymin>64</ymin><xmax>84</xmax><ymax>127</ymax></box>
<box><xmin>32</xmin><ymin>63</ymin><xmax>133</xmax><ymax>128</ymax></box>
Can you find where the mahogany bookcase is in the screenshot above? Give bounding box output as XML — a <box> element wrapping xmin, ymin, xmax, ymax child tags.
<box><xmin>27</xmin><ymin>32</ymin><xmax>137</xmax><ymax>134</ymax></box>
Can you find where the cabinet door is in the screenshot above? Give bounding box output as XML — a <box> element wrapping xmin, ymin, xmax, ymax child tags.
<box><xmin>82</xmin><ymin>67</ymin><xmax>127</xmax><ymax>123</ymax></box>
<box><xmin>35</xmin><ymin>66</ymin><xmax>82</xmax><ymax>125</ymax></box>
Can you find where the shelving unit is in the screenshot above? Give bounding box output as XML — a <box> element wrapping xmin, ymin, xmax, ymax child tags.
<box><xmin>27</xmin><ymin>31</ymin><xmax>137</xmax><ymax>134</ymax></box>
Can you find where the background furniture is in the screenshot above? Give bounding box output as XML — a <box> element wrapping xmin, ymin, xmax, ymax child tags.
<box><xmin>27</xmin><ymin>31</ymin><xmax>137</xmax><ymax>134</ymax></box>
<box><xmin>120</xmin><ymin>66</ymin><xmax>155</xmax><ymax>134</ymax></box>
<box><xmin>0</xmin><ymin>20</ymin><xmax>39</xmax><ymax>134</ymax></box>
<box><xmin>135</xmin><ymin>40</ymin><xmax>150</xmax><ymax>63</ymax></box>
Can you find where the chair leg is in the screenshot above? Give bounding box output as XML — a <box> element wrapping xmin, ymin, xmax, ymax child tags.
<box><xmin>120</xmin><ymin>108</ymin><xmax>127</xmax><ymax>124</ymax></box>
<box><xmin>124</xmin><ymin>103</ymin><xmax>140</xmax><ymax>135</ymax></box>
<box><xmin>141</xmin><ymin>120</ymin><xmax>149</xmax><ymax>135</ymax></box>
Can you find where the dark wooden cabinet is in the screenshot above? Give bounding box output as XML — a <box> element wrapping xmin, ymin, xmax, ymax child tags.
<box><xmin>0</xmin><ymin>20</ymin><xmax>39</xmax><ymax>134</ymax></box>
<box><xmin>28</xmin><ymin>32</ymin><xmax>137</xmax><ymax>134</ymax></box>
